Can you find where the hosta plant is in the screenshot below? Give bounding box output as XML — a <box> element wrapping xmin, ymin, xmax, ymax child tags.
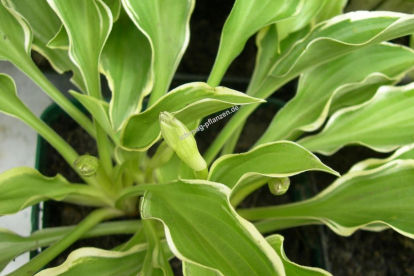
<box><xmin>1</xmin><ymin>0</ymin><xmax>414</xmax><ymax>275</ymax></box>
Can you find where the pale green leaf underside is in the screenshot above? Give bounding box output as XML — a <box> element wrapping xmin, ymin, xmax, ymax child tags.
<box><xmin>0</xmin><ymin>167</ymin><xmax>95</xmax><ymax>215</ymax></box>
<box><xmin>100</xmin><ymin>10</ymin><xmax>152</xmax><ymax>131</ymax></box>
<box><xmin>141</xmin><ymin>180</ymin><xmax>285</xmax><ymax>276</ymax></box>
<box><xmin>240</xmin><ymin>160</ymin><xmax>414</xmax><ymax>238</ymax></box>
<box><xmin>209</xmin><ymin>141</ymin><xmax>339</xmax><ymax>189</ymax></box>
<box><xmin>257</xmin><ymin>43</ymin><xmax>414</xmax><ymax>143</ymax></box>
<box><xmin>121</xmin><ymin>82</ymin><xmax>264</xmax><ymax>151</ymax></box>
<box><xmin>209</xmin><ymin>0</ymin><xmax>304</xmax><ymax>86</ymax></box>
<box><xmin>299</xmin><ymin>83</ymin><xmax>414</xmax><ymax>155</ymax></box>
<box><xmin>122</xmin><ymin>0</ymin><xmax>194</xmax><ymax>105</ymax></box>
<box><xmin>266</xmin><ymin>235</ymin><xmax>332</xmax><ymax>276</ymax></box>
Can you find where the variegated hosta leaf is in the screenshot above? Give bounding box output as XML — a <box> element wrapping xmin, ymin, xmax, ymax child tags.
<box><xmin>122</xmin><ymin>0</ymin><xmax>194</xmax><ymax>106</ymax></box>
<box><xmin>0</xmin><ymin>221</ymin><xmax>141</xmax><ymax>273</ymax></box>
<box><xmin>69</xmin><ymin>91</ymin><xmax>115</xmax><ymax>141</ymax></box>
<box><xmin>103</xmin><ymin>0</ymin><xmax>121</xmax><ymax>21</ymax></box>
<box><xmin>299</xmin><ymin>83</ymin><xmax>414</xmax><ymax>155</ymax></box>
<box><xmin>141</xmin><ymin>220</ymin><xmax>174</xmax><ymax>276</ymax></box>
<box><xmin>120</xmin><ymin>82</ymin><xmax>265</xmax><ymax>151</ymax></box>
<box><xmin>0</xmin><ymin>0</ymin><xmax>32</xmax><ymax>67</ymax></box>
<box><xmin>0</xmin><ymin>167</ymin><xmax>103</xmax><ymax>215</ymax></box>
<box><xmin>100</xmin><ymin>10</ymin><xmax>152</xmax><ymax>131</ymax></box>
<box><xmin>3</xmin><ymin>0</ymin><xmax>85</xmax><ymax>90</ymax></box>
<box><xmin>266</xmin><ymin>235</ymin><xmax>332</xmax><ymax>276</ymax></box>
<box><xmin>47</xmin><ymin>25</ymin><xmax>69</xmax><ymax>49</ymax></box>
<box><xmin>350</xmin><ymin>144</ymin><xmax>414</xmax><ymax>172</ymax></box>
<box><xmin>208</xmin><ymin>141</ymin><xmax>338</xmax><ymax>205</ymax></box>
<box><xmin>46</xmin><ymin>0</ymin><xmax>112</xmax><ymax>97</ymax></box>
<box><xmin>270</xmin><ymin>12</ymin><xmax>414</xmax><ymax>80</ymax></box>
<box><xmin>183</xmin><ymin>262</ymin><xmax>221</xmax><ymax>276</ymax></box>
<box><xmin>316</xmin><ymin>0</ymin><xmax>347</xmax><ymax>22</ymax></box>
<box><xmin>34</xmin><ymin>244</ymin><xmax>151</xmax><ymax>276</ymax></box>
<box><xmin>239</xmin><ymin>160</ymin><xmax>414</xmax><ymax>238</ymax></box>
<box><xmin>256</xmin><ymin>43</ymin><xmax>414</xmax><ymax>143</ymax></box>
<box><xmin>141</xmin><ymin>180</ymin><xmax>286</xmax><ymax>276</ymax></box>
<box><xmin>208</xmin><ymin>0</ymin><xmax>304</xmax><ymax>86</ymax></box>
<box><xmin>346</xmin><ymin>0</ymin><xmax>414</xmax><ymax>13</ymax></box>
<box><xmin>277</xmin><ymin>0</ymin><xmax>328</xmax><ymax>42</ymax></box>
<box><xmin>247</xmin><ymin>24</ymin><xmax>310</xmax><ymax>95</ymax></box>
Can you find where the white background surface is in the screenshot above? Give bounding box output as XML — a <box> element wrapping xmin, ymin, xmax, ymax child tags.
<box><xmin>0</xmin><ymin>61</ymin><xmax>52</xmax><ymax>275</ymax></box>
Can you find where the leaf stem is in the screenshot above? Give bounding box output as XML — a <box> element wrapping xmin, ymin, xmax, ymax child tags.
<box><xmin>7</xmin><ymin>208</ymin><xmax>123</xmax><ymax>276</ymax></box>
<box><xmin>16</xmin><ymin>57</ymin><xmax>95</xmax><ymax>137</ymax></box>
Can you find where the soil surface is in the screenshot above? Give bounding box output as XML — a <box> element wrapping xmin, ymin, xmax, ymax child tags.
<box><xmin>33</xmin><ymin>0</ymin><xmax>414</xmax><ymax>275</ymax></box>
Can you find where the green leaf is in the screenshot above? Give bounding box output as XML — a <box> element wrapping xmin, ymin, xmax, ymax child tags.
<box><xmin>3</xmin><ymin>0</ymin><xmax>85</xmax><ymax>90</ymax></box>
<box><xmin>346</xmin><ymin>0</ymin><xmax>414</xmax><ymax>13</ymax></box>
<box><xmin>239</xmin><ymin>160</ymin><xmax>414</xmax><ymax>238</ymax></box>
<box><xmin>208</xmin><ymin>0</ymin><xmax>304</xmax><ymax>86</ymax></box>
<box><xmin>350</xmin><ymin>144</ymin><xmax>414</xmax><ymax>172</ymax></box>
<box><xmin>257</xmin><ymin>43</ymin><xmax>414</xmax><ymax>143</ymax></box>
<box><xmin>35</xmin><ymin>245</ymin><xmax>146</xmax><ymax>276</ymax></box>
<box><xmin>141</xmin><ymin>220</ymin><xmax>174</xmax><ymax>276</ymax></box>
<box><xmin>103</xmin><ymin>0</ymin><xmax>121</xmax><ymax>21</ymax></box>
<box><xmin>141</xmin><ymin>179</ymin><xmax>286</xmax><ymax>276</ymax></box>
<box><xmin>120</xmin><ymin>82</ymin><xmax>264</xmax><ymax>151</ymax></box>
<box><xmin>46</xmin><ymin>0</ymin><xmax>112</xmax><ymax>98</ymax></box>
<box><xmin>47</xmin><ymin>25</ymin><xmax>69</xmax><ymax>49</ymax></box>
<box><xmin>266</xmin><ymin>235</ymin><xmax>332</xmax><ymax>276</ymax></box>
<box><xmin>208</xmin><ymin>142</ymin><xmax>339</xmax><ymax>205</ymax></box>
<box><xmin>277</xmin><ymin>0</ymin><xmax>327</xmax><ymax>42</ymax></box>
<box><xmin>0</xmin><ymin>221</ymin><xmax>141</xmax><ymax>273</ymax></box>
<box><xmin>316</xmin><ymin>0</ymin><xmax>347</xmax><ymax>22</ymax></box>
<box><xmin>122</xmin><ymin>0</ymin><xmax>194</xmax><ymax>106</ymax></box>
<box><xmin>271</xmin><ymin>12</ymin><xmax>414</xmax><ymax>79</ymax></box>
<box><xmin>183</xmin><ymin>262</ymin><xmax>221</xmax><ymax>276</ymax></box>
<box><xmin>100</xmin><ymin>10</ymin><xmax>152</xmax><ymax>131</ymax></box>
<box><xmin>69</xmin><ymin>91</ymin><xmax>115</xmax><ymax>141</ymax></box>
<box><xmin>0</xmin><ymin>167</ymin><xmax>104</xmax><ymax>215</ymax></box>
<box><xmin>299</xmin><ymin>83</ymin><xmax>414</xmax><ymax>155</ymax></box>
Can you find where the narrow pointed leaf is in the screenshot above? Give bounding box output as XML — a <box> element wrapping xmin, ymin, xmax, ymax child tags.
<box><xmin>208</xmin><ymin>0</ymin><xmax>304</xmax><ymax>86</ymax></box>
<box><xmin>350</xmin><ymin>144</ymin><xmax>414</xmax><ymax>172</ymax></box>
<box><xmin>46</xmin><ymin>0</ymin><xmax>112</xmax><ymax>97</ymax></box>
<box><xmin>299</xmin><ymin>83</ymin><xmax>414</xmax><ymax>155</ymax></box>
<box><xmin>257</xmin><ymin>43</ymin><xmax>414</xmax><ymax>143</ymax></box>
<box><xmin>316</xmin><ymin>0</ymin><xmax>347</xmax><ymax>22</ymax></box>
<box><xmin>271</xmin><ymin>11</ymin><xmax>414</xmax><ymax>80</ymax></box>
<box><xmin>208</xmin><ymin>142</ymin><xmax>339</xmax><ymax>200</ymax></box>
<box><xmin>121</xmin><ymin>82</ymin><xmax>264</xmax><ymax>151</ymax></box>
<box><xmin>239</xmin><ymin>160</ymin><xmax>414</xmax><ymax>238</ymax></box>
<box><xmin>122</xmin><ymin>0</ymin><xmax>194</xmax><ymax>105</ymax></box>
<box><xmin>266</xmin><ymin>235</ymin><xmax>332</xmax><ymax>276</ymax></box>
<box><xmin>0</xmin><ymin>167</ymin><xmax>101</xmax><ymax>215</ymax></box>
<box><xmin>141</xmin><ymin>180</ymin><xmax>286</xmax><ymax>276</ymax></box>
<box><xmin>100</xmin><ymin>10</ymin><xmax>152</xmax><ymax>131</ymax></box>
